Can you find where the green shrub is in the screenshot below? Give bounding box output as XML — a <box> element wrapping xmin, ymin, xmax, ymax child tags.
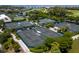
<box><xmin>30</xmin><ymin>48</ymin><xmax>44</xmax><ymax>53</ymax></box>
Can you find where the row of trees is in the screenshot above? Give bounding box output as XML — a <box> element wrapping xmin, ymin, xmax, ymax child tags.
<box><xmin>66</xmin><ymin>16</ymin><xmax>79</xmax><ymax>23</ymax></box>
<box><xmin>25</xmin><ymin>7</ymin><xmax>79</xmax><ymax>23</ymax></box>
<box><xmin>48</xmin><ymin>7</ymin><xmax>67</xmax><ymax>17</ymax></box>
<box><xmin>48</xmin><ymin>7</ymin><xmax>79</xmax><ymax>22</ymax></box>
<box><xmin>26</xmin><ymin>10</ymin><xmax>48</xmax><ymax>22</ymax></box>
<box><xmin>25</xmin><ymin>7</ymin><xmax>69</xmax><ymax>23</ymax></box>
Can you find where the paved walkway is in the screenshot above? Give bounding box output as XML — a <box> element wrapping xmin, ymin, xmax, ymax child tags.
<box><xmin>11</xmin><ymin>33</ymin><xmax>30</xmax><ymax>53</ymax></box>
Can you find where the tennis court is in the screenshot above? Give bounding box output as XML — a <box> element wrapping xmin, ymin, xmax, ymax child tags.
<box><xmin>55</xmin><ymin>22</ymin><xmax>79</xmax><ymax>32</ymax></box>
<box><xmin>17</xmin><ymin>27</ymin><xmax>63</xmax><ymax>47</ymax></box>
<box><xmin>5</xmin><ymin>21</ymin><xmax>34</xmax><ymax>29</ymax></box>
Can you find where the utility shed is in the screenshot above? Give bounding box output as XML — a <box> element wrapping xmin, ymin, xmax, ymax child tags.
<box><xmin>5</xmin><ymin>21</ymin><xmax>34</xmax><ymax>29</ymax></box>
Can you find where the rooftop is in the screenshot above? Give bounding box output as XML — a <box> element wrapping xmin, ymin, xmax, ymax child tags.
<box><xmin>39</xmin><ymin>19</ymin><xmax>55</xmax><ymax>24</ymax></box>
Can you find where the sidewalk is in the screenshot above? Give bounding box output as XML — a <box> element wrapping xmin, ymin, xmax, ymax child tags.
<box><xmin>11</xmin><ymin>33</ymin><xmax>30</xmax><ymax>53</ymax></box>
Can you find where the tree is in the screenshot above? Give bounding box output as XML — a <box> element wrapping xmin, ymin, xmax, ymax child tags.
<box><xmin>44</xmin><ymin>37</ymin><xmax>55</xmax><ymax>49</ymax></box>
<box><xmin>3</xmin><ymin>38</ymin><xmax>20</xmax><ymax>52</ymax></box>
<box><xmin>0</xmin><ymin>29</ymin><xmax>12</xmax><ymax>44</ymax></box>
<box><xmin>58</xmin><ymin>26</ymin><xmax>69</xmax><ymax>33</ymax></box>
<box><xmin>45</xmin><ymin>23</ymin><xmax>54</xmax><ymax>28</ymax></box>
<box><xmin>3</xmin><ymin>38</ymin><xmax>13</xmax><ymax>50</ymax></box>
<box><xmin>58</xmin><ymin>36</ymin><xmax>73</xmax><ymax>53</ymax></box>
<box><xmin>26</xmin><ymin>9</ymin><xmax>48</xmax><ymax>22</ymax></box>
<box><xmin>67</xmin><ymin>16</ymin><xmax>75</xmax><ymax>21</ymax></box>
<box><xmin>64</xmin><ymin>31</ymin><xmax>73</xmax><ymax>37</ymax></box>
<box><xmin>75</xmin><ymin>17</ymin><xmax>79</xmax><ymax>23</ymax></box>
<box><xmin>13</xmin><ymin>42</ymin><xmax>20</xmax><ymax>52</ymax></box>
<box><xmin>30</xmin><ymin>44</ymin><xmax>49</xmax><ymax>53</ymax></box>
<box><xmin>50</xmin><ymin>42</ymin><xmax>60</xmax><ymax>53</ymax></box>
<box><xmin>60</xmin><ymin>41</ymin><xmax>69</xmax><ymax>52</ymax></box>
<box><xmin>44</xmin><ymin>35</ymin><xmax>73</xmax><ymax>53</ymax></box>
<box><xmin>0</xmin><ymin>34</ymin><xmax>7</xmax><ymax>44</ymax></box>
<box><xmin>0</xmin><ymin>20</ymin><xmax>4</xmax><ymax>28</ymax></box>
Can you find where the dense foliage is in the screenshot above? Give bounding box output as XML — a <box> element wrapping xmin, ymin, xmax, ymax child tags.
<box><xmin>0</xmin><ymin>29</ymin><xmax>20</xmax><ymax>52</ymax></box>
<box><xmin>0</xmin><ymin>20</ymin><xmax>4</xmax><ymax>28</ymax></box>
<box><xmin>45</xmin><ymin>23</ymin><xmax>54</xmax><ymax>28</ymax></box>
<box><xmin>48</xmin><ymin>7</ymin><xmax>67</xmax><ymax>17</ymax></box>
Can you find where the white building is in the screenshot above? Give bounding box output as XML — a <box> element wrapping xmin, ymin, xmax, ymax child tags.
<box><xmin>0</xmin><ymin>14</ymin><xmax>12</xmax><ymax>22</ymax></box>
<box><xmin>72</xmin><ymin>34</ymin><xmax>79</xmax><ymax>40</ymax></box>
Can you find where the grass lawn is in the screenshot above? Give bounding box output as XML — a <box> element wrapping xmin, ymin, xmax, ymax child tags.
<box><xmin>69</xmin><ymin>39</ymin><xmax>79</xmax><ymax>53</ymax></box>
<box><xmin>13</xmin><ymin>17</ymin><xmax>25</xmax><ymax>22</ymax></box>
<box><xmin>68</xmin><ymin>10</ymin><xmax>79</xmax><ymax>17</ymax></box>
